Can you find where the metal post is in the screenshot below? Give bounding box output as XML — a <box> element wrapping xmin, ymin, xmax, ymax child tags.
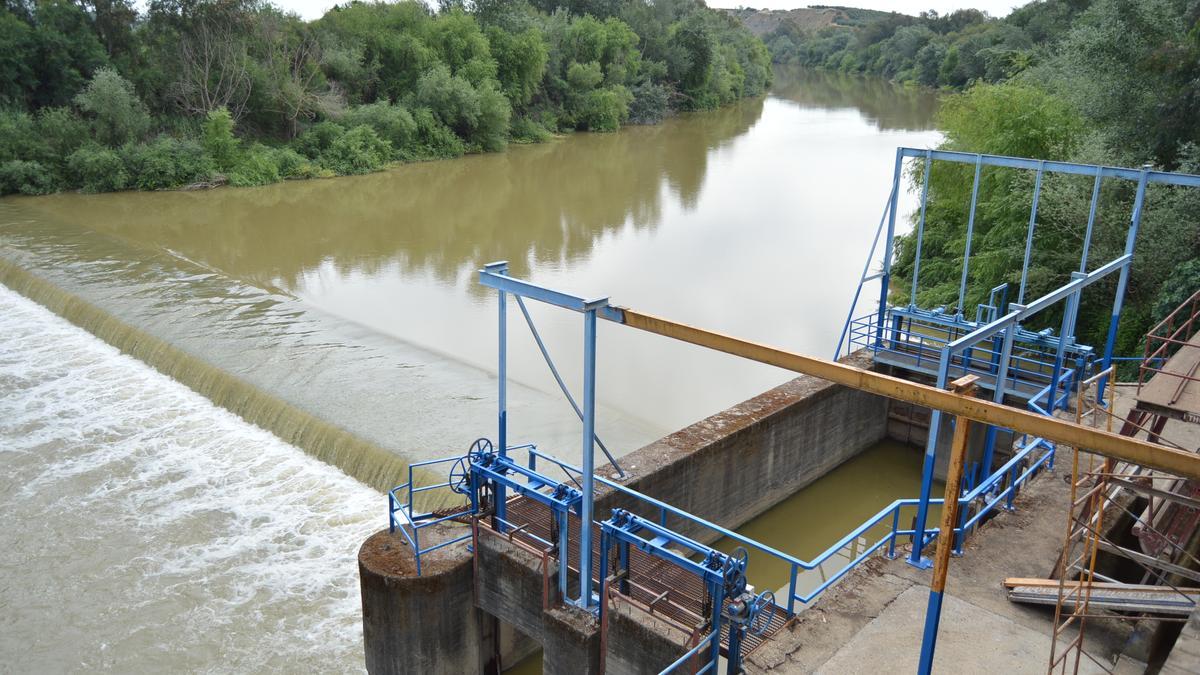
<box><xmin>876</xmin><ymin>149</ymin><xmax>905</xmax><ymax>342</ymax></box>
<box><xmin>1099</xmin><ymin>166</ymin><xmax>1150</xmax><ymax>401</ymax></box>
<box><xmin>918</xmin><ymin>376</ymin><xmax>978</xmax><ymax>675</ymax></box>
<box><xmin>578</xmin><ymin>301</ymin><xmax>603</xmax><ymax>608</ymax></box>
<box><xmin>708</xmin><ymin>578</ymin><xmax>725</xmax><ymax>670</ymax></box>
<box><xmin>910</xmin><ymin>150</ymin><xmax>933</xmax><ymax>307</ymax></box>
<box><xmin>558</xmin><ymin>509</ymin><xmax>569</xmax><ymax>602</ymax></box>
<box><xmin>487</xmin><ymin>261</ymin><xmax>510</xmax><ymax>529</ymax></box>
<box><xmin>597</xmin><ymin>527</ymin><xmax>610</xmax><ymax>632</ymax></box>
<box><xmin>1017</xmin><ymin>162</ymin><xmax>1044</xmax><ymax>304</ymax></box>
<box><xmin>979</xmin><ymin>322</ymin><xmax>1017</xmax><ymax>485</ymax></box>
<box><xmin>1048</xmin><ymin>275</ymin><xmax>1083</xmax><ymax>414</ymax></box>
<box><xmin>1080</xmin><ymin>168</ymin><xmax>1102</xmax><ymax>273</ymax></box>
<box><xmin>957</xmin><ymin>156</ymin><xmax>983</xmax><ymax>315</ymax></box>
<box><xmin>909</xmin><ymin>352</ymin><xmax>952</xmax><ymax>567</ymax></box>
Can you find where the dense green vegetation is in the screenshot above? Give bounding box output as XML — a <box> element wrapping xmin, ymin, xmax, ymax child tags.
<box><xmin>760</xmin><ymin>0</ymin><xmax>1200</xmax><ymax>357</ymax></box>
<box><xmin>0</xmin><ymin>0</ymin><xmax>770</xmax><ymax>195</ymax></box>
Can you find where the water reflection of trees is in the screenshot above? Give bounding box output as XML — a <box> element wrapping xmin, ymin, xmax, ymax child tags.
<box><xmin>769</xmin><ymin>66</ymin><xmax>939</xmax><ymax>132</ymax></box>
<box><xmin>30</xmin><ymin>98</ymin><xmax>764</xmax><ymax>291</ymax></box>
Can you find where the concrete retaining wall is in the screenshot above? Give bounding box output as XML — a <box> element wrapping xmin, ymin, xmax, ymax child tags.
<box><xmin>595</xmin><ymin>351</ymin><xmax>889</xmax><ymax>542</ymax></box>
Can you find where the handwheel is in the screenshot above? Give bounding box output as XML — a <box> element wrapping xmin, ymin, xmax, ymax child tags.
<box><xmin>749</xmin><ymin>590</ymin><xmax>775</xmax><ymax>635</ymax></box>
<box><xmin>449</xmin><ymin>455</ymin><xmax>473</xmax><ymax>495</ymax></box>
<box><xmin>449</xmin><ymin>438</ymin><xmax>494</xmax><ymax>495</ymax></box>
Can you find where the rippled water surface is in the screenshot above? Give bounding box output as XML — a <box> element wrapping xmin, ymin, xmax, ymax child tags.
<box><xmin>0</xmin><ymin>285</ymin><xmax>378</xmax><ymax>672</ymax></box>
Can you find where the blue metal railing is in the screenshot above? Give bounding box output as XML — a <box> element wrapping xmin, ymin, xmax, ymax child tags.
<box><xmin>387</xmin><ymin>456</ymin><xmax>474</xmax><ymax>576</ymax></box>
<box><xmin>847</xmin><ymin>309</ymin><xmax>1091</xmax><ymax>405</ymax></box>
<box><xmin>386</xmin><ymin>433</ymin><xmax>1056</xmax><ymax>612</ymax></box>
<box><xmin>525</xmin><ymin>437</ymin><xmax>1054</xmax><ymax>616</ymax></box>
<box><xmin>660</xmin><ymin>632</ymin><xmax>718</xmax><ymax>674</ymax></box>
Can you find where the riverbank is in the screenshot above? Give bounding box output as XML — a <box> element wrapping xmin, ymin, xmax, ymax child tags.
<box><xmin>2</xmin><ymin>1</ymin><xmax>772</xmax><ymax>198</ymax></box>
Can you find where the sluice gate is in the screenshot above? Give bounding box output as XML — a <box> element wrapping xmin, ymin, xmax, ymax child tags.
<box><xmin>366</xmin><ymin>149</ymin><xmax>1200</xmax><ymax>674</ymax></box>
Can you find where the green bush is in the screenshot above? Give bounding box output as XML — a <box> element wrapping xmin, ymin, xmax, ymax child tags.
<box><xmin>472</xmin><ymin>81</ymin><xmax>510</xmax><ymax>152</ymax></box>
<box><xmin>67</xmin><ymin>144</ymin><xmax>128</xmax><ymax>192</ymax></box>
<box><xmin>0</xmin><ymin>159</ymin><xmax>58</xmax><ymax>195</ymax></box>
<box><xmin>627</xmin><ymin>82</ymin><xmax>669</xmax><ymax>125</ymax></box>
<box><xmin>36</xmin><ymin>107</ymin><xmax>89</xmax><ymax>162</ymax></box>
<box><xmin>320</xmin><ymin>125</ymin><xmax>392</xmax><ymax>175</ymax></box>
<box><xmin>74</xmin><ymin>68</ymin><xmax>150</xmax><ymax>147</ymax></box>
<box><xmin>412</xmin><ymin>107</ymin><xmax>465</xmax><ymax>158</ymax></box>
<box><xmin>577</xmin><ymin>86</ymin><xmax>631</xmax><ymax>132</ymax></box>
<box><xmin>294</xmin><ymin>121</ymin><xmax>345</xmax><ymax>159</ymax></box>
<box><xmin>0</xmin><ymin>110</ymin><xmax>39</xmax><ymax>162</ymax></box>
<box><xmin>510</xmin><ymin>116</ymin><xmax>552</xmax><ymax>143</ymax></box>
<box><xmin>123</xmin><ymin>136</ymin><xmax>214</xmax><ymax>190</ymax></box>
<box><xmin>267</xmin><ymin>147</ymin><xmax>311</xmax><ymax>178</ymax></box>
<box><xmin>228</xmin><ymin>146</ymin><xmax>281</xmax><ymax>187</ymax></box>
<box><xmin>340</xmin><ymin>102</ymin><xmax>418</xmax><ymax>159</ymax></box>
<box><xmin>202</xmin><ymin>107</ymin><xmax>240</xmax><ymax>172</ymax></box>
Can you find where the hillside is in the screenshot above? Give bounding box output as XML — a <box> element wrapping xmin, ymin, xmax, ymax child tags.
<box><xmin>726</xmin><ymin>5</ymin><xmax>896</xmax><ymax>38</ymax></box>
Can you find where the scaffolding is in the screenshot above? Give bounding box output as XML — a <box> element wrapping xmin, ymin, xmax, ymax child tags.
<box><xmin>1040</xmin><ymin>293</ymin><xmax>1200</xmax><ymax>672</ymax></box>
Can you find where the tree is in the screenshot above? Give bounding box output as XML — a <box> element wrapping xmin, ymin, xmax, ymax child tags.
<box><xmin>74</xmin><ymin>68</ymin><xmax>150</xmax><ymax>146</ymax></box>
<box><xmin>202</xmin><ymin>107</ymin><xmax>239</xmax><ymax>170</ymax></box>
<box><xmin>29</xmin><ymin>0</ymin><xmax>109</xmax><ymax>107</ymax></box>
<box><xmin>258</xmin><ymin>14</ymin><xmax>330</xmax><ymax>138</ymax></box>
<box><xmin>172</xmin><ymin>14</ymin><xmax>253</xmax><ymax>120</ymax></box>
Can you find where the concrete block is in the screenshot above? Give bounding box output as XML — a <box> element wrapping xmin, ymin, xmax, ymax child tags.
<box><xmin>359</xmin><ymin>528</ymin><xmax>494</xmax><ymax>675</ymax></box>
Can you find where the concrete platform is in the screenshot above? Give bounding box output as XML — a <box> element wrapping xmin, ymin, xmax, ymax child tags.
<box><xmin>743</xmin><ymin>382</ymin><xmax>1200</xmax><ymax>673</ymax></box>
<box><xmin>744</xmin><ymin>421</ymin><xmax>1144</xmax><ymax>673</ymax></box>
<box><xmin>818</xmin><ymin>585</ymin><xmax>1107</xmax><ymax>674</ymax></box>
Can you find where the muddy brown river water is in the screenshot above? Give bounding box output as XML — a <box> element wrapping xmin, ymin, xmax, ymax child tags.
<box><xmin>0</xmin><ymin>67</ymin><xmax>940</xmax><ymax>672</ymax></box>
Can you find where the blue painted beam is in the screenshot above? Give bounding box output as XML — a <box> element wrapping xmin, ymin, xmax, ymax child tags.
<box><xmin>897</xmin><ymin>148</ymin><xmax>1200</xmax><ymax>187</ymax></box>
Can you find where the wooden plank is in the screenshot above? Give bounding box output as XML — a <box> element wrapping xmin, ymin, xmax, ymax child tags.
<box><xmin>1004</xmin><ymin>577</ymin><xmax>1200</xmax><ymax>594</ymax></box>
<box><xmin>1138</xmin><ymin>330</ymin><xmax>1200</xmax><ymax>420</ymax></box>
<box><xmin>620</xmin><ymin>309</ymin><xmax>1200</xmax><ymax>480</ymax></box>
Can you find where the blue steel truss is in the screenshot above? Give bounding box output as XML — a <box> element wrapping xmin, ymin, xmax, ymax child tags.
<box><xmin>835</xmin><ymin>147</ymin><xmax>1200</xmax><ymax>570</ymax></box>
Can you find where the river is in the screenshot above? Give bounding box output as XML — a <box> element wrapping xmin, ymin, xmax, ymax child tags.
<box><xmin>0</xmin><ymin>67</ymin><xmax>939</xmax><ymax>672</ymax></box>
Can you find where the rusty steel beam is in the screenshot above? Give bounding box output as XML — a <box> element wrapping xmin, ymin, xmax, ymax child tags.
<box><xmin>618</xmin><ymin>308</ymin><xmax>1200</xmax><ymax>480</ymax></box>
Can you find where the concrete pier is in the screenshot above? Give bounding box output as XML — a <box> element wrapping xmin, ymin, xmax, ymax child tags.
<box><xmin>359</xmin><ymin>529</ymin><xmax>497</xmax><ymax>675</ymax></box>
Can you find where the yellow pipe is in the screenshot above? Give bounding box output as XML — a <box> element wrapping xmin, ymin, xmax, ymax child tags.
<box><xmin>620</xmin><ymin>309</ymin><xmax>1200</xmax><ymax>480</ymax></box>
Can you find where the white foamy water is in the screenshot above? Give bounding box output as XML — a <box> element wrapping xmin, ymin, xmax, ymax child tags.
<box><xmin>0</xmin><ymin>283</ymin><xmax>380</xmax><ymax>672</ymax></box>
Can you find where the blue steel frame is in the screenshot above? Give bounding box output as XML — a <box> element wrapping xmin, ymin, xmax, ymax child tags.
<box><xmin>835</xmin><ymin>149</ymin><xmax>1200</xmax><ymax>671</ymax></box>
<box><xmin>599</xmin><ymin>509</ymin><xmax>747</xmax><ymax>673</ymax></box>
<box><xmin>387</xmin><ymin>456</ymin><xmax>475</xmax><ymax>576</ymax></box>
<box><xmin>833</xmin><ymin>147</ymin><xmax>1200</xmax><ymax>566</ymax></box>
<box><xmin>473</xmin><ymin>266</ymin><xmax>1066</xmax><ymax>601</ymax></box>
<box><xmin>479</xmin><ymin>264</ymin><xmax>613</xmax><ymax>610</ymax></box>
<box><xmin>471</xmin><ymin>445</ymin><xmax>584</xmax><ymax>602</ymax></box>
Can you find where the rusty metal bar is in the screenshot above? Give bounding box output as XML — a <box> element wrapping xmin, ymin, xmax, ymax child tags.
<box><xmin>618</xmin><ymin>308</ymin><xmax>1200</xmax><ymax>480</ymax></box>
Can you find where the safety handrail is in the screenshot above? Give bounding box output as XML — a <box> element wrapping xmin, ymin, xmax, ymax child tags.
<box><xmin>659</xmin><ymin>632</ymin><xmax>718</xmax><ymax>674</ymax></box>
<box><xmin>526</xmin><ymin>435</ymin><xmax>1054</xmax><ymax>615</ymax></box>
<box><xmin>388</xmin><ymin>455</ymin><xmax>473</xmax><ymax>576</ymax></box>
